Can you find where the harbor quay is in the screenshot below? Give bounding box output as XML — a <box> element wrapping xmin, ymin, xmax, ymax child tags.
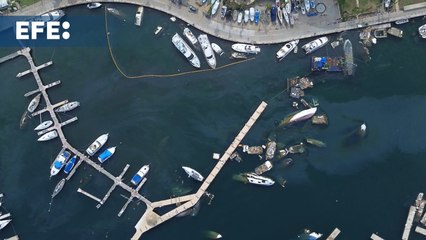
<box><xmin>7</xmin><ymin>0</ymin><xmax>426</xmax><ymax>44</ymax></box>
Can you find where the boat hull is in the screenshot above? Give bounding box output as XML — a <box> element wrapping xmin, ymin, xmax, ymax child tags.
<box><xmin>34</xmin><ymin>120</ymin><xmax>53</xmax><ymax>131</ymax></box>
<box><xmin>37</xmin><ymin>130</ymin><xmax>58</xmax><ymax>141</ymax></box>
<box><xmin>27</xmin><ymin>93</ymin><xmax>41</xmax><ymax>113</ymax></box>
<box><xmin>86</xmin><ymin>133</ymin><xmax>109</xmax><ymax>156</ymax></box>
<box><xmin>231</xmin><ymin>43</ymin><xmax>260</xmax><ymax>54</ymax></box>
<box><xmin>198</xmin><ymin>34</ymin><xmax>216</xmax><ymax>69</ymax></box>
<box><xmin>182</xmin><ymin>166</ymin><xmax>204</xmax><ymax>181</ymax></box>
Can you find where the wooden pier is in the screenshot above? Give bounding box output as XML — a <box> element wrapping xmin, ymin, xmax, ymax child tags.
<box><xmin>326</xmin><ymin>228</ymin><xmax>341</xmax><ymax>240</ymax></box>
<box><xmin>118</xmin><ymin>177</ymin><xmax>147</xmax><ymax>217</ymax></box>
<box><xmin>96</xmin><ymin>164</ymin><xmax>130</xmax><ymax>209</ymax></box>
<box><xmin>77</xmin><ymin>188</ymin><xmax>102</xmax><ymax>203</ymax></box>
<box><xmin>403</xmin><ymin>206</ymin><xmax>416</xmax><ymax>240</ymax></box>
<box><xmin>16</xmin><ymin>61</ymin><xmax>52</xmax><ymax>78</ymax></box>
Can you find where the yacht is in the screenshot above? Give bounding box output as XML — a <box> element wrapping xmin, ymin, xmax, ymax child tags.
<box><xmin>276</xmin><ymin>40</ymin><xmax>299</xmax><ymax>61</ymax></box>
<box><xmin>55</xmin><ymin>101</ymin><xmax>80</xmax><ymax>113</ymax></box>
<box><xmin>31</xmin><ymin>10</ymin><xmax>65</xmax><ymax>23</ymax></box>
<box><xmin>183</xmin><ymin>28</ymin><xmax>199</xmax><ymax>49</ymax></box>
<box><xmin>87</xmin><ymin>2</ymin><xmax>102</xmax><ymax>9</ymax></box>
<box><xmin>419</xmin><ymin>24</ymin><xmax>426</xmax><ymax>39</ymax></box>
<box><xmin>27</xmin><ymin>93</ymin><xmax>41</xmax><ymax>113</ymax></box>
<box><xmin>64</xmin><ymin>155</ymin><xmax>77</xmax><ymax>174</ymax></box>
<box><xmin>232</xmin><ymin>43</ymin><xmax>260</xmax><ymax>54</ymax></box>
<box><xmin>37</xmin><ymin>130</ymin><xmax>58</xmax><ymax>141</ymax></box>
<box><xmin>98</xmin><ymin>146</ymin><xmax>116</xmax><ymax>163</ymax></box>
<box><xmin>198</xmin><ymin>34</ymin><xmax>217</xmax><ymax>69</ymax></box>
<box><xmin>50</xmin><ymin>149</ymin><xmax>71</xmax><ymax>177</ymax></box>
<box><xmin>51</xmin><ymin>178</ymin><xmax>66</xmax><ymax>198</ymax></box>
<box><xmin>182</xmin><ymin>166</ymin><xmax>204</xmax><ymax>181</ymax></box>
<box><xmin>211</xmin><ymin>43</ymin><xmax>224</xmax><ymax>56</ymax></box>
<box><xmin>131</xmin><ymin>164</ymin><xmax>150</xmax><ymax>185</ymax></box>
<box><xmin>34</xmin><ymin>120</ymin><xmax>53</xmax><ymax>131</ymax></box>
<box><xmin>304</xmin><ymin>0</ymin><xmax>310</xmax><ymax>12</ymax></box>
<box><xmin>172</xmin><ymin>33</ymin><xmax>201</xmax><ymax>68</ymax></box>
<box><xmin>135</xmin><ymin>6</ymin><xmax>144</xmax><ymax>26</ymax></box>
<box><xmin>302</xmin><ymin>37</ymin><xmax>329</xmax><ymax>54</ymax></box>
<box><xmin>86</xmin><ymin>133</ymin><xmax>109</xmax><ymax>156</ymax></box>
<box><xmin>245</xmin><ymin>173</ymin><xmax>275</xmax><ymax>186</ymax></box>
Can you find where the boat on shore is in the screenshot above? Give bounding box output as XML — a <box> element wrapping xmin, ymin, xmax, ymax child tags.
<box><xmin>98</xmin><ymin>146</ymin><xmax>116</xmax><ymax>163</ymax></box>
<box><xmin>87</xmin><ymin>2</ymin><xmax>102</xmax><ymax>9</ymax></box>
<box><xmin>343</xmin><ymin>39</ymin><xmax>354</xmax><ymax>75</ymax></box>
<box><xmin>289</xmin><ymin>12</ymin><xmax>295</xmax><ymax>26</ymax></box>
<box><xmin>304</xmin><ymin>0</ymin><xmax>310</xmax><ymax>12</ymax></box>
<box><xmin>64</xmin><ymin>155</ymin><xmax>77</xmax><ymax>174</ymax></box>
<box><xmin>280</xmin><ymin>107</ymin><xmax>317</xmax><ymax>126</ymax></box>
<box><xmin>27</xmin><ymin>93</ymin><xmax>41</xmax><ymax>113</ymax></box>
<box><xmin>230</xmin><ymin>52</ymin><xmax>247</xmax><ymax>59</ymax></box>
<box><xmin>276</xmin><ymin>40</ymin><xmax>299</xmax><ymax>61</ymax></box>
<box><xmin>183</xmin><ymin>28</ymin><xmax>200</xmax><ymax>49</ymax></box>
<box><xmin>244</xmin><ymin>9</ymin><xmax>249</xmax><ymax>23</ymax></box>
<box><xmin>220</xmin><ymin>6</ymin><xmax>227</xmax><ymax>19</ymax></box>
<box><xmin>302</xmin><ymin>37</ymin><xmax>329</xmax><ymax>54</ymax></box>
<box><xmin>211</xmin><ymin>43</ymin><xmax>224</xmax><ymax>56</ymax></box>
<box><xmin>51</xmin><ymin>178</ymin><xmax>66</xmax><ymax>198</ymax></box>
<box><xmin>270</xmin><ymin>6</ymin><xmax>277</xmax><ymax>23</ymax></box>
<box><xmin>232</xmin><ymin>43</ymin><xmax>260</xmax><ymax>54</ymax></box>
<box><xmin>37</xmin><ymin>130</ymin><xmax>58</xmax><ymax>141</ymax></box>
<box><xmin>254</xmin><ymin>9</ymin><xmax>260</xmax><ymax>24</ymax></box>
<box><xmin>285</xmin><ymin>2</ymin><xmax>291</xmax><ymax>13</ymax></box>
<box><xmin>211</xmin><ymin>0</ymin><xmax>220</xmax><ymax>16</ymax></box>
<box><xmin>282</xmin><ymin>8</ymin><xmax>289</xmax><ymax>25</ymax></box>
<box><xmin>55</xmin><ymin>101</ymin><xmax>80</xmax><ymax>113</ymax></box>
<box><xmin>419</xmin><ymin>24</ymin><xmax>426</xmax><ymax>39</ymax></box>
<box><xmin>384</xmin><ymin>0</ymin><xmax>391</xmax><ymax>8</ymax></box>
<box><xmin>131</xmin><ymin>164</ymin><xmax>150</xmax><ymax>185</ymax></box>
<box><xmin>232</xmin><ymin>10</ymin><xmax>238</xmax><ymax>21</ymax></box>
<box><xmin>34</xmin><ymin>120</ymin><xmax>53</xmax><ymax>131</ymax></box>
<box><xmin>245</xmin><ymin>173</ymin><xmax>275</xmax><ymax>186</ymax></box>
<box><xmin>182</xmin><ymin>166</ymin><xmax>204</xmax><ymax>181</ymax></box>
<box><xmin>86</xmin><ymin>133</ymin><xmax>109</xmax><ymax>156</ymax></box>
<box><xmin>135</xmin><ymin>6</ymin><xmax>144</xmax><ymax>26</ymax></box>
<box><xmin>172</xmin><ymin>33</ymin><xmax>201</xmax><ymax>69</ymax></box>
<box><xmin>50</xmin><ymin>149</ymin><xmax>71</xmax><ymax>177</ymax></box>
<box><xmin>237</xmin><ymin>11</ymin><xmax>243</xmax><ymax>24</ymax></box>
<box><xmin>249</xmin><ymin>7</ymin><xmax>255</xmax><ymax>22</ymax></box>
<box><xmin>198</xmin><ymin>34</ymin><xmax>216</xmax><ymax>69</ymax></box>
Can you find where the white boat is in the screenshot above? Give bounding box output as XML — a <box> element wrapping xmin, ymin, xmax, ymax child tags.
<box><xmin>34</xmin><ymin>120</ymin><xmax>53</xmax><ymax>131</ymax></box>
<box><xmin>172</xmin><ymin>33</ymin><xmax>201</xmax><ymax>69</ymax></box>
<box><xmin>419</xmin><ymin>24</ymin><xmax>426</xmax><ymax>39</ymax></box>
<box><xmin>37</xmin><ymin>10</ymin><xmax>65</xmax><ymax>22</ymax></box>
<box><xmin>211</xmin><ymin>43</ymin><xmax>224</xmax><ymax>56</ymax></box>
<box><xmin>276</xmin><ymin>40</ymin><xmax>299</xmax><ymax>61</ymax></box>
<box><xmin>27</xmin><ymin>93</ymin><xmax>41</xmax><ymax>113</ymax></box>
<box><xmin>135</xmin><ymin>6</ymin><xmax>144</xmax><ymax>26</ymax></box>
<box><xmin>37</xmin><ymin>130</ymin><xmax>58</xmax><ymax>141</ymax></box>
<box><xmin>98</xmin><ymin>146</ymin><xmax>116</xmax><ymax>163</ymax></box>
<box><xmin>304</xmin><ymin>0</ymin><xmax>310</xmax><ymax>12</ymax></box>
<box><xmin>301</xmin><ymin>6</ymin><xmax>306</xmax><ymax>14</ymax></box>
<box><xmin>302</xmin><ymin>37</ymin><xmax>329</xmax><ymax>54</ymax></box>
<box><xmin>220</xmin><ymin>6</ymin><xmax>227</xmax><ymax>19</ymax></box>
<box><xmin>244</xmin><ymin>9</ymin><xmax>249</xmax><ymax>23</ymax></box>
<box><xmin>107</xmin><ymin>8</ymin><xmax>120</xmax><ymax>16</ymax></box>
<box><xmin>170</xmin><ymin>16</ymin><xmax>176</xmax><ymax>22</ymax></box>
<box><xmin>211</xmin><ymin>0</ymin><xmax>220</xmax><ymax>16</ymax></box>
<box><xmin>249</xmin><ymin>7</ymin><xmax>255</xmax><ymax>22</ymax></box>
<box><xmin>154</xmin><ymin>26</ymin><xmax>163</xmax><ymax>35</ymax></box>
<box><xmin>309</xmin><ymin>232</ymin><xmax>323</xmax><ymax>239</ymax></box>
<box><xmin>50</xmin><ymin>149</ymin><xmax>71</xmax><ymax>177</ymax></box>
<box><xmin>182</xmin><ymin>166</ymin><xmax>204</xmax><ymax>181</ymax></box>
<box><xmin>232</xmin><ymin>43</ymin><xmax>260</xmax><ymax>54</ymax></box>
<box><xmin>0</xmin><ymin>219</ymin><xmax>11</xmax><ymax>230</ymax></box>
<box><xmin>277</xmin><ymin>7</ymin><xmax>283</xmax><ymax>24</ymax></box>
<box><xmin>55</xmin><ymin>101</ymin><xmax>80</xmax><ymax>113</ymax></box>
<box><xmin>282</xmin><ymin>8</ymin><xmax>289</xmax><ymax>25</ymax></box>
<box><xmin>183</xmin><ymin>28</ymin><xmax>199</xmax><ymax>49</ymax></box>
<box><xmin>384</xmin><ymin>0</ymin><xmax>391</xmax><ymax>8</ymax></box>
<box><xmin>131</xmin><ymin>164</ymin><xmax>150</xmax><ymax>185</ymax></box>
<box><xmin>87</xmin><ymin>2</ymin><xmax>102</xmax><ymax>9</ymax></box>
<box><xmin>237</xmin><ymin>12</ymin><xmax>243</xmax><ymax>24</ymax></box>
<box><xmin>285</xmin><ymin>2</ymin><xmax>291</xmax><ymax>13</ymax></box>
<box><xmin>288</xmin><ymin>107</ymin><xmax>317</xmax><ymax>124</ymax></box>
<box><xmin>289</xmin><ymin>12</ymin><xmax>295</xmax><ymax>26</ymax></box>
<box><xmin>245</xmin><ymin>173</ymin><xmax>275</xmax><ymax>186</ymax></box>
<box><xmin>198</xmin><ymin>34</ymin><xmax>217</xmax><ymax>69</ymax></box>
<box><xmin>86</xmin><ymin>133</ymin><xmax>109</xmax><ymax>156</ymax></box>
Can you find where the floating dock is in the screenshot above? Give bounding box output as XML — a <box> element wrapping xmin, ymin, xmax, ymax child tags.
<box><xmin>326</xmin><ymin>228</ymin><xmax>341</xmax><ymax>240</ymax></box>
<box><xmin>370</xmin><ymin>233</ymin><xmax>384</xmax><ymax>240</ymax></box>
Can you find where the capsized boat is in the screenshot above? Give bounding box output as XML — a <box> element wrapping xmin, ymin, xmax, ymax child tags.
<box><xmin>211</xmin><ymin>0</ymin><xmax>220</xmax><ymax>16</ymax></box>
<box><xmin>55</xmin><ymin>101</ymin><xmax>80</xmax><ymax>113</ymax></box>
<box><xmin>34</xmin><ymin>120</ymin><xmax>53</xmax><ymax>131</ymax></box>
<box><xmin>86</xmin><ymin>133</ymin><xmax>109</xmax><ymax>156</ymax></box>
<box><xmin>282</xmin><ymin>8</ymin><xmax>289</xmax><ymax>25</ymax></box>
<box><xmin>302</xmin><ymin>37</ymin><xmax>329</xmax><ymax>54</ymax></box>
<box><xmin>183</xmin><ymin>28</ymin><xmax>199</xmax><ymax>49</ymax></box>
<box><xmin>245</xmin><ymin>173</ymin><xmax>275</xmax><ymax>186</ymax></box>
<box><xmin>276</xmin><ymin>40</ymin><xmax>299</xmax><ymax>61</ymax></box>
<box><xmin>280</xmin><ymin>107</ymin><xmax>317</xmax><ymax>126</ymax></box>
<box><xmin>87</xmin><ymin>2</ymin><xmax>102</xmax><ymax>9</ymax></box>
<box><xmin>131</xmin><ymin>164</ymin><xmax>150</xmax><ymax>185</ymax></box>
<box><xmin>134</xmin><ymin>6</ymin><xmax>144</xmax><ymax>26</ymax></box>
<box><xmin>0</xmin><ymin>219</ymin><xmax>11</xmax><ymax>230</ymax></box>
<box><xmin>182</xmin><ymin>166</ymin><xmax>204</xmax><ymax>181</ymax></box>
<box><xmin>50</xmin><ymin>150</ymin><xmax>71</xmax><ymax>177</ymax></box>
<box><xmin>98</xmin><ymin>146</ymin><xmax>116</xmax><ymax>163</ymax></box>
<box><xmin>266</xmin><ymin>141</ymin><xmax>276</xmax><ymax>160</ymax></box>
<box><xmin>211</xmin><ymin>43</ymin><xmax>224</xmax><ymax>56</ymax></box>
<box><xmin>37</xmin><ymin>130</ymin><xmax>58</xmax><ymax>141</ymax></box>
<box><xmin>51</xmin><ymin>178</ymin><xmax>65</xmax><ymax>198</ymax></box>
<box><xmin>419</xmin><ymin>24</ymin><xmax>426</xmax><ymax>39</ymax></box>
<box><xmin>27</xmin><ymin>93</ymin><xmax>41</xmax><ymax>113</ymax></box>
<box><xmin>172</xmin><ymin>33</ymin><xmax>201</xmax><ymax>69</ymax></box>
<box><xmin>64</xmin><ymin>155</ymin><xmax>77</xmax><ymax>174</ymax></box>
<box><xmin>231</xmin><ymin>43</ymin><xmax>260</xmax><ymax>54</ymax></box>
<box><xmin>198</xmin><ymin>34</ymin><xmax>216</xmax><ymax>69</ymax></box>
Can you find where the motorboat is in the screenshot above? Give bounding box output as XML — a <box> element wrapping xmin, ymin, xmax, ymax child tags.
<box><xmin>277</xmin><ymin>7</ymin><xmax>283</xmax><ymax>24</ymax></box>
<box><xmin>281</xmin><ymin>107</ymin><xmax>317</xmax><ymax>126</ymax></box>
<box><xmin>182</xmin><ymin>166</ymin><xmax>204</xmax><ymax>181</ymax></box>
<box><xmin>183</xmin><ymin>28</ymin><xmax>199</xmax><ymax>49</ymax></box>
<box><xmin>50</xmin><ymin>149</ymin><xmax>71</xmax><ymax>177</ymax></box>
<box><xmin>419</xmin><ymin>24</ymin><xmax>426</xmax><ymax>39</ymax></box>
<box><xmin>86</xmin><ymin>133</ymin><xmax>109</xmax><ymax>156</ymax></box>
<box><xmin>98</xmin><ymin>146</ymin><xmax>116</xmax><ymax>163</ymax></box>
<box><xmin>254</xmin><ymin>9</ymin><xmax>260</xmax><ymax>24</ymax></box>
<box><xmin>205</xmin><ymin>231</ymin><xmax>222</xmax><ymax>239</ymax></box>
<box><xmin>304</xmin><ymin>0</ymin><xmax>310</xmax><ymax>12</ymax></box>
<box><xmin>245</xmin><ymin>173</ymin><xmax>275</xmax><ymax>186</ymax></box>
<box><xmin>237</xmin><ymin>11</ymin><xmax>243</xmax><ymax>24</ymax></box>
<box><xmin>230</xmin><ymin>52</ymin><xmax>247</xmax><ymax>59</ymax></box>
<box><xmin>266</xmin><ymin>141</ymin><xmax>276</xmax><ymax>160</ymax></box>
<box><xmin>249</xmin><ymin>7</ymin><xmax>255</xmax><ymax>22</ymax></box>
<box><xmin>135</xmin><ymin>6</ymin><xmax>144</xmax><ymax>26</ymax></box>
<box><xmin>283</xmin><ymin>8</ymin><xmax>289</xmax><ymax>25</ymax></box>
<box><xmin>232</xmin><ymin>43</ymin><xmax>260</xmax><ymax>54</ymax></box>
<box><xmin>244</xmin><ymin>9</ymin><xmax>249</xmax><ymax>23</ymax></box>
<box><xmin>51</xmin><ymin>178</ymin><xmax>65</xmax><ymax>198</ymax></box>
<box><xmin>55</xmin><ymin>101</ymin><xmax>80</xmax><ymax>113</ymax></box>
<box><xmin>154</xmin><ymin>26</ymin><xmax>163</xmax><ymax>35</ymax></box>
<box><xmin>34</xmin><ymin>120</ymin><xmax>53</xmax><ymax>131</ymax></box>
<box><xmin>270</xmin><ymin>6</ymin><xmax>277</xmax><ymax>22</ymax></box>
<box><xmin>172</xmin><ymin>33</ymin><xmax>201</xmax><ymax>69</ymax></box>
<box><xmin>198</xmin><ymin>34</ymin><xmax>216</xmax><ymax>69</ymax></box>
<box><xmin>170</xmin><ymin>16</ymin><xmax>176</xmax><ymax>22</ymax></box>
<box><xmin>211</xmin><ymin>43</ymin><xmax>224</xmax><ymax>56</ymax></box>
<box><xmin>211</xmin><ymin>0</ymin><xmax>220</xmax><ymax>16</ymax></box>
<box><xmin>220</xmin><ymin>6</ymin><xmax>227</xmax><ymax>19</ymax></box>
<box><xmin>131</xmin><ymin>164</ymin><xmax>150</xmax><ymax>185</ymax></box>
<box><xmin>37</xmin><ymin>130</ymin><xmax>58</xmax><ymax>141</ymax></box>
<box><xmin>0</xmin><ymin>219</ymin><xmax>11</xmax><ymax>230</ymax></box>
<box><xmin>27</xmin><ymin>93</ymin><xmax>41</xmax><ymax>113</ymax></box>
<box><xmin>276</xmin><ymin>40</ymin><xmax>299</xmax><ymax>61</ymax></box>
<box><xmin>285</xmin><ymin>2</ymin><xmax>291</xmax><ymax>13</ymax></box>
<box><xmin>302</xmin><ymin>37</ymin><xmax>329</xmax><ymax>54</ymax></box>
<box><xmin>87</xmin><ymin>2</ymin><xmax>102</xmax><ymax>9</ymax></box>
<box><xmin>64</xmin><ymin>155</ymin><xmax>77</xmax><ymax>174</ymax></box>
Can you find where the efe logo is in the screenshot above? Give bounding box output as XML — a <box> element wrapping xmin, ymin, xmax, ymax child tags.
<box><xmin>15</xmin><ymin>21</ymin><xmax>70</xmax><ymax>40</ymax></box>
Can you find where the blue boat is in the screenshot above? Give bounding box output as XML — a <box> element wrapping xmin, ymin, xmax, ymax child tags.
<box><xmin>270</xmin><ymin>7</ymin><xmax>277</xmax><ymax>22</ymax></box>
<box><xmin>64</xmin><ymin>155</ymin><xmax>78</xmax><ymax>174</ymax></box>
<box><xmin>131</xmin><ymin>164</ymin><xmax>150</xmax><ymax>185</ymax></box>
<box><xmin>98</xmin><ymin>146</ymin><xmax>116</xmax><ymax>163</ymax></box>
<box><xmin>254</xmin><ymin>9</ymin><xmax>260</xmax><ymax>24</ymax></box>
<box><xmin>50</xmin><ymin>149</ymin><xmax>71</xmax><ymax>177</ymax></box>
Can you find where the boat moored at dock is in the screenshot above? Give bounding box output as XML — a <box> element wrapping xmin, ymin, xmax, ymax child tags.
<box><xmin>245</xmin><ymin>173</ymin><xmax>275</xmax><ymax>186</ymax></box>
<box><xmin>280</xmin><ymin>107</ymin><xmax>317</xmax><ymax>126</ymax></box>
<box><xmin>98</xmin><ymin>146</ymin><xmax>116</xmax><ymax>163</ymax></box>
<box><xmin>232</xmin><ymin>43</ymin><xmax>261</xmax><ymax>54</ymax></box>
<box><xmin>86</xmin><ymin>133</ymin><xmax>109</xmax><ymax>156</ymax></box>
<box><xmin>37</xmin><ymin>130</ymin><xmax>58</xmax><ymax>141</ymax></box>
<box><xmin>34</xmin><ymin>120</ymin><xmax>53</xmax><ymax>131</ymax></box>
<box><xmin>131</xmin><ymin>164</ymin><xmax>150</xmax><ymax>185</ymax></box>
<box><xmin>198</xmin><ymin>34</ymin><xmax>216</xmax><ymax>69</ymax></box>
<box><xmin>172</xmin><ymin>33</ymin><xmax>201</xmax><ymax>69</ymax></box>
<box><xmin>50</xmin><ymin>149</ymin><xmax>71</xmax><ymax>177</ymax></box>
<box><xmin>276</xmin><ymin>40</ymin><xmax>299</xmax><ymax>61</ymax></box>
<box><xmin>182</xmin><ymin>166</ymin><xmax>204</xmax><ymax>181</ymax></box>
<box><xmin>55</xmin><ymin>101</ymin><xmax>80</xmax><ymax>113</ymax></box>
<box><xmin>302</xmin><ymin>37</ymin><xmax>329</xmax><ymax>54</ymax></box>
<box><xmin>183</xmin><ymin>28</ymin><xmax>199</xmax><ymax>49</ymax></box>
<box><xmin>64</xmin><ymin>155</ymin><xmax>77</xmax><ymax>174</ymax></box>
<box><xmin>27</xmin><ymin>93</ymin><xmax>41</xmax><ymax>113</ymax></box>
<box><xmin>211</xmin><ymin>43</ymin><xmax>224</xmax><ymax>56</ymax></box>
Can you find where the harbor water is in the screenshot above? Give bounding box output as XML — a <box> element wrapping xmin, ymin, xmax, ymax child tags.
<box><xmin>1</xmin><ymin>5</ymin><xmax>426</xmax><ymax>239</ymax></box>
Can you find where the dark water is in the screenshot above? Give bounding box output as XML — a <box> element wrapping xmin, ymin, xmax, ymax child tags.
<box><xmin>1</xmin><ymin>5</ymin><xmax>426</xmax><ymax>240</ymax></box>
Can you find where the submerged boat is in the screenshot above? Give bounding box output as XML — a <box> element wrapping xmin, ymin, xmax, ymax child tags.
<box><xmin>306</xmin><ymin>138</ymin><xmax>326</xmax><ymax>147</ymax></box>
<box><xmin>0</xmin><ymin>219</ymin><xmax>11</xmax><ymax>230</ymax></box>
<box><xmin>182</xmin><ymin>166</ymin><xmax>204</xmax><ymax>182</ymax></box>
<box><xmin>27</xmin><ymin>93</ymin><xmax>41</xmax><ymax>113</ymax></box>
<box><xmin>230</xmin><ymin>52</ymin><xmax>247</xmax><ymax>59</ymax></box>
<box><xmin>265</xmin><ymin>141</ymin><xmax>276</xmax><ymax>160</ymax></box>
<box><xmin>245</xmin><ymin>173</ymin><xmax>275</xmax><ymax>186</ymax></box>
<box><xmin>55</xmin><ymin>101</ymin><xmax>80</xmax><ymax>113</ymax></box>
<box><xmin>211</xmin><ymin>43</ymin><xmax>224</xmax><ymax>56</ymax></box>
<box><xmin>87</xmin><ymin>2</ymin><xmax>102</xmax><ymax>9</ymax></box>
<box><xmin>419</xmin><ymin>24</ymin><xmax>426</xmax><ymax>39</ymax></box>
<box><xmin>86</xmin><ymin>133</ymin><xmax>109</xmax><ymax>156</ymax></box>
<box><xmin>311</xmin><ymin>56</ymin><xmax>345</xmax><ymax>72</ymax></box>
<box><xmin>183</xmin><ymin>28</ymin><xmax>199</xmax><ymax>49</ymax></box>
<box><xmin>302</xmin><ymin>37</ymin><xmax>329</xmax><ymax>54</ymax></box>
<box><xmin>64</xmin><ymin>155</ymin><xmax>77</xmax><ymax>174</ymax></box>
<box><xmin>131</xmin><ymin>164</ymin><xmax>150</xmax><ymax>185</ymax></box>
<box><xmin>50</xmin><ymin>150</ymin><xmax>71</xmax><ymax>177</ymax></box>
<box><xmin>232</xmin><ymin>43</ymin><xmax>260</xmax><ymax>54</ymax></box>
<box><xmin>98</xmin><ymin>146</ymin><xmax>116</xmax><ymax>163</ymax></box>
<box><xmin>34</xmin><ymin>120</ymin><xmax>53</xmax><ymax>131</ymax></box>
<box><xmin>37</xmin><ymin>130</ymin><xmax>58</xmax><ymax>141</ymax></box>
<box><xmin>343</xmin><ymin>39</ymin><xmax>354</xmax><ymax>75</ymax></box>
<box><xmin>280</xmin><ymin>107</ymin><xmax>317</xmax><ymax>126</ymax></box>
<box><xmin>276</xmin><ymin>40</ymin><xmax>299</xmax><ymax>61</ymax></box>
<box><xmin>198</xmin><ymin>34</ymin><xmax>216</xmax><ymax>69</ymax></box>
<box><xmin>172</xmin><ymin>33</ymin><xmax>201</xmax><ymax>69</ymax></box>
<box><xmin>254</xmin><ymin>160</ymin><xmax>273</xmax><ymax>175</ymax></box>
<box><xmin>135</xmin><ymin>6</ymin><xmax>144</xmax><ymax>26</ymax></box>
<box><xmin>51</xmin><ymin>178</ymin><xmax>66</xmax><ymax>198</ymax></box>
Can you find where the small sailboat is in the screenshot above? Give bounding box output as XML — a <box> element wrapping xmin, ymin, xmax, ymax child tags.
<box><xmin>98</xmin><ymin>146</ymin><xmax>116</xmax><ymax>163</ymax></box>
<box><xmin>27</xmin><ymin>93</ymin><xmax>41</xmax><ymax>113</ymax></box>
<box><xmin>182</xmin><ymin>166</ymin><xmax>204</xmax><ymax>181</ymax></box>
<box><xmin>0</xmin><ymin>219</ymin><xmax>11</xmax><ymax>230</ymax></box>
<box><xmin>131</xmin><ymin>164</ymin><xmax>150</xmax><ymax>185</ymax></box>
<box><xmin>50</xmin><ymin>150</ymin><xmax>71</xmax><ymax>177</ymax></box>
<box><xmin>211</xmin><ymin>43</ymin><xmax>224</xmax><ymax>56</ymax></box>
<box><xmin>87</xmin><ymin>2</ymin><xmax>102</xmax><ymax>9</ymax></box>
<box><xmin>86</xmin><ymin>133</ymin><xmax>109</xmax><ymax>156</ymax></box>
<box><xmin>64</xmin><ymin>155</ymin><xmax>78</xmax><ymax>174</ymax></box>
<box><xmin>55</xmin><ymin>101</ymin><xmax>80</xmax><ymax>113</ymax></box>
<box><xmin>51</xmin><ymin>178</ymin><xmax>66</xmax><ymax>198</ymax></box>
<box><xmin>37</xmin><ymin>130</ymin><xmax>58</xmax><ymax>141</ymax></box>
<box><xmin>34</xmin><ymin>120</ymin><xmax>53</xmax><ymax>131</ymax></box>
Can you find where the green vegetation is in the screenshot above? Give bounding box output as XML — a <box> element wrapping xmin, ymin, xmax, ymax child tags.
<box><xmin>16</xmin><ymin>0</ymin><xmax>40</xmax><ymax>8</ymax></box>
<box><xmin>338</xmin><ymin>0</ymin><xmax>380</xmax><ymax>20</ymax></box>
<box><xmin>399</xmin><ymin>0</ymin><xmax>426</xmax><ymax>5</ymax></box>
